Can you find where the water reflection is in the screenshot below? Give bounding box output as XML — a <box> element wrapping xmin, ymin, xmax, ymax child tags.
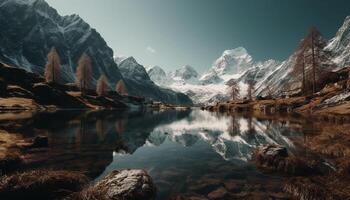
<box><xmin>144</xmin><ymin>110</ymin><xmax>299</xmax><ymax>162</ymax></box>
<box><xmin>0</xmin><ymin>109</ymin><xmax>310</xmax><ymax>199</ymax></box>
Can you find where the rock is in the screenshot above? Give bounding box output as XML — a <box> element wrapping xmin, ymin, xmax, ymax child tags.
<box><xmin>75</xmin><ymin>169</ymin><xmax>156</xmax><ymax>200</ymax></box>
<box><xmin>0</xmin><ymin>169</ymin><xmax>89</xmax><ymax>200</ymax></box>
<box><xmin>30</xmin><ymin>136</ymin><xmax>48</xmax><ymax>148</ymax></box>
<box><xmin>7</xmin><ymin>85</ymin><xmax>34</xmax><ymax>98</ymax></box>
<box><xmin>254</xmin><ymin>144</ymin><xmax>318</xmax><ymax>175</ymax></box>
<box><xmin>207</xmin><ymin>187</ymin><xmax>229</xmax><ymax>200</ymax></box>
<box><xmin>32</xmin><ymin>83</ymin><xmax>87</xmax><ymax>109</ymax></box>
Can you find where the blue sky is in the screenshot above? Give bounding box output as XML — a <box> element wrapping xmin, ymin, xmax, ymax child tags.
<box><xmin>46</xmin><ymin>0</ymin><xmax>350</xmax><ymax>73</ymax></box>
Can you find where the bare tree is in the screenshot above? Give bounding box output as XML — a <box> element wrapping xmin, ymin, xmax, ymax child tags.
<box><xmin>96</xmin><ymin>75</ymin><xmax>109</xmax><ymax>96</ymax></box>
<box><xmin>116</xmin><ymin>80</ymin><xmax>128</xmax><ymax>96</ymax></box>
<box><xmin>227</xmin><ymin>80</ymin><xmax>240</xmax><ymax>100</ymax></box>
<box><xmin>247</xmin><ymin>80</ymin><xmax>256</xmax><ymax>100</ymax></box>
<box><xmin>266</xmin><ymin>85</ymin><xmax>274</xmax><ymax>99</ymax></box>
<box><xmin>44</xmin><ymin>47</ymin><xmax>60</xmax><ymax>83</ymax></box>
<box><xmin>76</xmin><ymin>53</ymin><xmax>92</xmax><ymax>95</ymax></box>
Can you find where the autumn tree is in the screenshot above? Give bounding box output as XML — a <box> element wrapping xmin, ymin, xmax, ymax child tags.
<box><xmin>116</xmin><ymin>80</ymin><xmax>128</xmax><ymax>96</ymax></box>
<box><xmin>76</xmin><ymin>53</ymin><xmax>92</xmax><ymax>95</ymax></box>
<box><xmin>44</xmin><ymin>47</ymin><xmax>61</xmax><ymax>83</ymax></box>
<box><xmin>96</xmin><ymin>75</ymin><xmax>109</xmax><ymax>96</ymax></box>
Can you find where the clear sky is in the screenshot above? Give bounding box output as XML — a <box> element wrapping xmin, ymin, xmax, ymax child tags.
<box><xmin>46</xmin><ymin>0</ymin><xmax>350</xmax><ymax>73</ymax></box>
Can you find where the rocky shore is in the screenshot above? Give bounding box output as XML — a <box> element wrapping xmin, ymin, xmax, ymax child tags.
<box><xmin>253</xmin><ymin>144</ymin><xmax>350</xmax><ymax>199</ymax></box>
<box><xmin>203</xmin><ymin>78</ymin><xmax>350</xmax><ymax>118</ymax></box>
<box><xmin>0</xmin><ymin>169</ymin><xmax>156</xmax><ymax>200</ymax></box>
<box><xmin>0</xmin><ymin>62</ymin><xmax>145</xmax><ymax>111</ymax></box>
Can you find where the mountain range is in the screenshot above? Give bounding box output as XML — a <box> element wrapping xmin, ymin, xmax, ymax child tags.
<box><xmin>2</xmin><ymin>0</ymin><xmax>350</xmax><ymax>106</ymax></box>
<box><xmin>147</xmin><ymin>17</ymin><xmax>350</xmax><ymax>105</ymax></box>
<box><xmin>0</xmin><ymin>0</ymin><xmax>192</xmax><ymax>105</ymax></box>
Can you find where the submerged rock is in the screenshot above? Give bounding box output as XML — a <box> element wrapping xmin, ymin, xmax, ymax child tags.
<box><xmin>0</xmin><ymin>170</ymin><xmax>89</xmax><ymax>200</ymax></box>
<box><xmin>254</xmin><ymin>144</ymin><xmax>319</xmax><ymax>175</ymax></box>
<box><xmin>75</xmin><ymin>169</ymin><xmax>156</xmax><ymax>200</ymax></box>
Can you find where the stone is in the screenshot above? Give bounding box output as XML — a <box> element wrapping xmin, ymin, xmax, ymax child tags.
<box><xmin>207</xmin><ymin>187</ymin><xmax>229</xmax><ymax>200</ymax></box>
<box><xmin>0</xmin><ymin>169</ymin><xmax>89</xmax><ymax>199</ymax></box>
<box><xmin>254</xmin><ymin>144</ymin><xmax>318</xmax><ymax>175</ymax></box>
<box><xmin>76</xmin><ymin>169</ymin><xmax>156</xmax><ymax>200</ymax></box>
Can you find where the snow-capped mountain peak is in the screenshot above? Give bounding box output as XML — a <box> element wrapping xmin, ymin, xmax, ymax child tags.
<box><xmin>325</xmin><ymin>15</ymin><xmax>350</xmax><ymax>67</ymax></box>
<box><xmin>212</xmin><ymin>47</ymin><xmax>254</xmax><ymax>76</ymax></box>
<box><xmin>113</xmin><ymin>55</ymin><xmax>128</xmax><ymax>65</ymax></box>
<box><xmin>118</xmin><ymin>57</ymin><xmax>151</xmax><ymax>81</ymax></box>
<box><xmin>173</xmin><ymin>65</ymin><xmax>199</xmax><ymax>80</ymax></box>
<box><xmin>147</xmin><ymin>65</ymin><xmax>168</xmax><ymax>85</ymax></box>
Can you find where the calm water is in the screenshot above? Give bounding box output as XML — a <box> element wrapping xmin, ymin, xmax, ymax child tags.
<box><xmin>3</xmin><ymin>109</ymin><xmax>315</xmax><ymax>199</ymax></box>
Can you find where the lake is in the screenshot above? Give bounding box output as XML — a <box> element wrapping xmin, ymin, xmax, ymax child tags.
<box><xmin>1</xmin><ymin>109</ymin><xmax>336</xmax><ymax>199</ymax></box>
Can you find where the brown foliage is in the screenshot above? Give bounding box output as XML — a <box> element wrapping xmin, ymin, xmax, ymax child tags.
<box><xmin>96</xmin><ymin>75</ymin><xmax>109</xmax><ymax>96</ymax></box>
<box><xmin>76</xmin><ymin>53</ymin><xmax>92</xmax><ymax>94</ymax></box>
<box><xmin>0</xmin><ymin>169</ymin><xmax>89</xmax><ymax>199</ymax></box>
<box><xmin>115</xmin><ymin>80</ymin><xmax>128</xmax><ymax>96</ymax></box>
<box><xmin>44</xmin><ymin>47</ymin><xmax>61</xmax><ymax>83</ymax></box>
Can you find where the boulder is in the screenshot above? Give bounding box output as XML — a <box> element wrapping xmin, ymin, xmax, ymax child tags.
<box><xmin>254</xmin><ymin>144</ymin><xmax>319</xmax><ymax>175</ymax></box>
<box><xmin>75</xmin><ymin>169</ymin><xmax>156</xmax><ymax>200</ymax></box>
<box><xmin>0</xmin><ymin>170</ymin><xmax>89</xmax><ymax>200</ymax></box>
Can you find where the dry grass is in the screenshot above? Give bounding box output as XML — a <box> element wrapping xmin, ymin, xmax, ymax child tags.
<box><xmin>0</xmin><ymin>97</ymin><xmax>41</xmax><ymax>111</ymax></box>
<box><xmin>0</xmin><ymin>169</ymin><xmax>89</xmax><ymax>200</ymax></box>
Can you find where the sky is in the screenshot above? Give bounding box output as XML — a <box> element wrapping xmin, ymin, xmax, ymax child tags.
<box><xmin>46</xmin><ymin>0</ymin><xmax>350</xmax><ymax>73</ymax></box>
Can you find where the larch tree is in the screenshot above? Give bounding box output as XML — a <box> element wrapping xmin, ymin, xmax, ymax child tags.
<box><xmin>116</xmin><ymin>80</ymin><xmax>128</xmax><ymax>96</ymax></box>
<box><xmin>44</xmin><ymin>47</ymin><xmax>61</xmax><ymax>83</ymax></box>
<box><xmin>76</xmin><ymin>53</ymin><xmax>92</xmax><ymax>95</ymax></box>
<box><xmin>266</xmin><ymin>85</ymin><xmax>274</xmax><ymax>99</ymax></box>
<box><xmin>227</xmin><ymin>79</ymin><xmax>240</xmax><ymax>100</ymax></box>
<box><xmin>247</xmin><ymin>80</ymin><xmax>256</xmax><ymax>100</ymax></box>
<box><xmin>96</xmin><ymin>74</ymin><xmax>109</xmax><ymax>96</ymax></box>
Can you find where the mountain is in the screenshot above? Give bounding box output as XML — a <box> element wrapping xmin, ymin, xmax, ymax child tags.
<box><xmin>0</xmin><ymin>0</ymin><xmax>192</xmax><ymax>105</ymax></box>
<box><xmin>147</xmin><ymin>66</ymin><xmax>169</xmax><ymax>86</ymax></box>
<box><xmin>171</xmin><ymin>65</ymin><xmax>199</xmax><ymax>84</ymax></box>
<box><xmin>117</xmin><ymin>57</ymin><xmax>193</xmax><ymax>105</ymax></box>
<box><xmin>325</xmin><ymin>16</ymin><xmax>350</xmax><ymax>69</ymax></box>
<box><xmin>212</xmin><ymin>47</ymin><xmax>254</xmax><ymax>78</ymax></box>
<box><xmin>199</xmin><ymin>69</ymin><xmax>223</xmax><ymax>85</ymax></box>
<box><xmin>118</xmin><ymin>57</ymin><xmax>151</xmax><ymax>82</ymax></box>
<box><xmin>113</xmin><ymin>55</ymin><xmax>128</xmax><ymax>65</ymax></box>
<box><xmin>0</xmin><ymin>0</ymin><xmax>122</xmax><ymax>84</ymax></box>
<box><xmin>254</xmin><ymin>27</ymin><xmax>336</xmax><ymax>97</ymax></box>
<box><xmin>147</xmin><ymin>49</ymin><xmax>280</xmax><ymax>105</ymax></box>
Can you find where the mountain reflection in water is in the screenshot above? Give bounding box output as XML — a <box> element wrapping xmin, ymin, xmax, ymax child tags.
<box><xmin>1</xmin><ymin>109</ymin><xmax>310</xmax><ymax>199</ymax></box>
